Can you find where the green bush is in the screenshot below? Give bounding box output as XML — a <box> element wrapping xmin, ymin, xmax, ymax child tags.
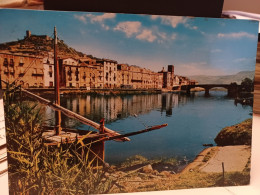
<box><xmin>214</xmin><ymin>119</ymin><xmax>252</xmax><ymax>146</ymax></box>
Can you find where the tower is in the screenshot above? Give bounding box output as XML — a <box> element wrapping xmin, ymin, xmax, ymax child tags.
<box><xmin>26</xmin><ymin>30</ymin><xmax>31</xmax><ymax>38</ymax></box>
<box><xmin>168</xmin><ymin>65</ymin><xmax>174</xmax><ymax>74</ymax></box>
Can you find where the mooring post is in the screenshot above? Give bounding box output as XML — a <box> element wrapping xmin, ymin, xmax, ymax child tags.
<box><xmin>54</xmin><ymin>26</ymin><xmax>62</xmax><ymax>135</ymax></box>
<box><xmin>99</xmin><ymin>118</ymin><xmax>105</xmax><ymax>162</ymax></box>
<box><xmin>222</xmin><ymin>162</ymin><xmax>225</xmax><ymax>184</ymax></box>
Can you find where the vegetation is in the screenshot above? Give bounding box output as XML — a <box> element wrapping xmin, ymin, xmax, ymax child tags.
<box><xmin>3</xmin><ymin>83</ymin><xmax>252</xmax><ymax>194</ymax></box>
<box><xmin>202</xmin><ymin>148</ymin><xmax>217</xmax><ymax>163</ymax></box>
<box><xmin>214</xmin><ymin>119</ymin><xmax>252</xmax><ymax>146</ymax></box>
<box><xmin>241</xmin><ymin>77</ymin><xmax>254</xmax><ymax>92</ymax></box>
<box><xmin>4</xmin><ymin>83</ymin><xmax>114</xmax><ymax>194</ymax></box>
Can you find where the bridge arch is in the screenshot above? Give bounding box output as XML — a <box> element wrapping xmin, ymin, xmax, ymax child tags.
<box><xmin>185</xmin><ymin>84</ymin><xmax>240</xmax><ymax>96</ymax></box>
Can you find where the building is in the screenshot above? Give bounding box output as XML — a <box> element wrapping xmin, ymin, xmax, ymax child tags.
<box><xmin>158</xmin><ymin>65</ymin><xmax>174</xmax><ymax>89</ymax></box>
<box><xmin>0</xmin><ymin>52</ymin><xmax>44</xmax><ymax>88</ymax></box>
<box><xmin>0</xmin><ymin>52</ymin><xmax>192</xmax><ymax>90</ymax></box>
<box><xmin>43</xmin><ymin>56</ymin><xmax>54</xmax><ymax>87</ymax></box>
<box><xmin>97</xmin><ymin>59</ymin><xmax>118</xmax><ymax>88</ymax></box>
<box><xmin>117</xmin><ymin>64</ymin><xmax>132</xmax><ymax>88</ymax></box>
<box><xmin>60</xmin><ymin>57</ymin><xmax>80</xmax><ymax>88</ymax></box>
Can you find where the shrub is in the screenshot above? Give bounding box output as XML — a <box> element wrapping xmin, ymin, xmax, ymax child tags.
<box><xmin>4</xmin><ymin>83</ymin><xmax>114</xmax><ymax>194</ymax></box>
<box><xmin>214</xmin><ymin>119</ymin><xmax>252</xmax><ymax>146</ymax></box>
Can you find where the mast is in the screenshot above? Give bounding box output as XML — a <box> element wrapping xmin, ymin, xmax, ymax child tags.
<box><xmin>54</xmin><ymin>26</ymin><xmax>61</xmax><ymax>135</ymax></box>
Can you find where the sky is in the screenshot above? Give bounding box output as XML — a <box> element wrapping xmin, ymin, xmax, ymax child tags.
<box><xmin>0</xmin><ymin>9</ymin><xmax>259</xmax><ymax>76</ymax></box>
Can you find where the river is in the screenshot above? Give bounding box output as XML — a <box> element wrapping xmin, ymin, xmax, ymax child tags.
<box><xmin>44</xmin><ymin>91</ymin><xmax>252</xmax><ymax>164</ymax></box>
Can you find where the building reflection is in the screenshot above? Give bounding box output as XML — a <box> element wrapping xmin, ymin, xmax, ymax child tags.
<box><xmin>44</xmin><ymin>93</ymin><xmax>191</xmax><ymax>128</ymax></box>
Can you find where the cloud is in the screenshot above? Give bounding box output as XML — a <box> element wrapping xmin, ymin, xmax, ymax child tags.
<box><xmin>86</xmin><ymin>13</ymin><xmax>116</xmax><ymax>23</ymax></box>
<box><xmin>151</xmin><ymin>15</ymin><xmax>188</xmax><ymax>28</ymax></box>
<box><xmin>114</xmin><ymin>20</ymin><xmax>179</xmax><ymax>43</ymax></box>
<box><xmin>74</xmin><ymin>15</ymin><xmax>87</xmax><ymax>24</ymax></box>
<box><xmin>74</xmin><ymin>13</ymin><xmax>116</xmax><ymax>30</ymax></box>
<box><xmin>211</xmin><ymin>49</ymin><xmax>222</xmax><ymax>53</ymax></box>
<box><xmin>114</xmin><ymin>21</ymin><xmax>142</xmax><ymax>37</ymax></box>
<box><xmin>217</xmin><ymin>32</ymin><xmax>257</xmax><ymax>39</ymax></box>
<box><xmin>136</xmin><ymin>29</ymin><xmax>157</xmax><ymax>42</ymax></box>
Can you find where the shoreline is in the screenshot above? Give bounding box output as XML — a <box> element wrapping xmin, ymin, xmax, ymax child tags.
<box><xmin>182</xmin><ymin>145</ymin><xmax>251</xmax><ymax>174</ymax></box>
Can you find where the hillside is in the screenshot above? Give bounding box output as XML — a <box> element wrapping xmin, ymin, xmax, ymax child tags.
<box><xmin>188</xmin><ymin>71</ymin><xmax>255</xmax><ymax>84</ymax></box>
<box><xmin>0</xmin><ymin>32</ymin><xmax>86</xmax><ymax>58</ymax></box>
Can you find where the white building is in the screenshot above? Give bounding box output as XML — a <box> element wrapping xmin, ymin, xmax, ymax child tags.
<box><xmin>43</xmin><ymin>57</ymin><xmax>54</xmax><ymax>87</ymax></box>
<box><xmin>97</xmin><ymin>59</ymin><xmax>118</xmax><ymax>88</ymax></box>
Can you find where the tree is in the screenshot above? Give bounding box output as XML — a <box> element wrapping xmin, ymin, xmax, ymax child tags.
<box><xmin>241</xmin><ymin>78</ymin><xmax>253</xmax><ymax>92</ymax></box>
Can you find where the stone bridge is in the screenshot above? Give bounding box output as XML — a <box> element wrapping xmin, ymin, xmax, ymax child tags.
<box><xmin>182</xmin><ymin>84</ymin><xmax>241</xmax><ymax>96</ymax></box>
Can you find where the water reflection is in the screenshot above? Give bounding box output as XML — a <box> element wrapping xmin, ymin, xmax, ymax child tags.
<box><xmin>43</xmin><ymin>91</ymin><xmax>252</xmax><ymax>164</ymax></box>
<box><xmin>45</xmin><ymin>93</ymin><xmax>191</xmax><ymax>127</ymax></box>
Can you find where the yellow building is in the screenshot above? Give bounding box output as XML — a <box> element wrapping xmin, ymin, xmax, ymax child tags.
<box><xmin>0</xmin><ymin>52</ymin><xmax>44</xmax><ymax>88</ymax></box>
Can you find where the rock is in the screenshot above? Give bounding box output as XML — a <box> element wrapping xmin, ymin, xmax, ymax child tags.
<box><xmin>141</xmin><ymin>164</ymin><xmax>153</xmax><ymax>173</ymax></box>
<box><xmin>153</xmin><ymin>170</ymin><xmax>159</xmax><ymax>175</ymax></box>
<box><xmin>159</xmin><ymin>171</ymin><xmax>171</xmax><ymax>177</ymax></box>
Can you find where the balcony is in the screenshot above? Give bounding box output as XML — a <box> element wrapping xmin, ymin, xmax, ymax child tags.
<box><xmin>4</xmin><ymin>68</ymin><xmax>9</xmax><ymax>74</ymax></box>
<box><xmin>9</xmin><ymin>68</ymin><xmax>15</xmax><ymax>74</ymax></box>
<box><xmin>32</xmin><ymin>73</ymin><xmax>44</xmax><ymax>77</ymax></box>
<box><xmin>32</xmin><ymin>70</ymin><xmax>44</xmax><ymax>77</ymax></box>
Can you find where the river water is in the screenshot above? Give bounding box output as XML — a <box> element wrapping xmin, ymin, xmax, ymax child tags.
<box><xmin>44</xmin><ymin>91</ymin><xmax>252</xmax><ymax>164</ymax></box>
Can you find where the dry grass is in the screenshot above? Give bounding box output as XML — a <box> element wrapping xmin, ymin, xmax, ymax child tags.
<box><xmin>4</xmin><ymin>83</ymin><xmax>114</xmax><ymax>194</ymax></box>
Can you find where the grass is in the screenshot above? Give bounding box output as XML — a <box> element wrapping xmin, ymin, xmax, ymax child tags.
<box><xmin>4</xmin><ymin>83</ymin><xmax>114</xmax><ymax>194</ymax></box>
<box><xmin>202</xmin><ymin>148</ymin><xmax>217</xmax><ymax>163</ymax></box>
<box><xmin>3</xmin><ymin>83</ymin><xmax>252</xmax><ymax>194</ymax></box>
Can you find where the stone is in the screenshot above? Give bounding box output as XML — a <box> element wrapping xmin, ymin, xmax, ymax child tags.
<box><xmin>141</xmin><ymin>164</ymin><xmax>153</xmax><ymax>173</ymax></box>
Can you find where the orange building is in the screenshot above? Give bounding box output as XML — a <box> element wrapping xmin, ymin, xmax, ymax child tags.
<box><xmin>0</xmin><ymin>52</ymin><xmax>44</xmax><ymax>88</ymax></box>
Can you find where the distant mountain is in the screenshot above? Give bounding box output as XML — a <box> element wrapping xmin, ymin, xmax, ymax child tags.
<box><xmin>188</xmin><ymin>71</ymin><xmax>255</xmax><ymax>84</ymax></box>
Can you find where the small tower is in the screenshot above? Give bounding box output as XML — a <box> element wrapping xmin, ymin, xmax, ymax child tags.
<box><xmin>26</xmin><ymin>30</ymin><xmax>31</xmax><ymax>38</ymax></box>
<box><xmin>168</xmin><ymin>65</ymin><xmax>174</xmax><ymax>74</ymax></box>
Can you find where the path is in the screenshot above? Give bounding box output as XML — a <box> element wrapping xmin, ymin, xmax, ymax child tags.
<box><xmin>183</xmin><ymin>145</ymin><xmax>251</xmax><ymax>173</ymax></box>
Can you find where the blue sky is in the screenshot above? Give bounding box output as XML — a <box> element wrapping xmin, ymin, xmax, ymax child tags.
<box><xmin>0</xmin><ymin>9</ymin><xmax>259</xmax><ymax>76</ymax></box>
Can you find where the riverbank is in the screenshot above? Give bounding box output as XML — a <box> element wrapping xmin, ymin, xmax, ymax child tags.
<box><xmin>108</xmin><ymin>119</ymin><xmax>252</xmax><ymax>193</ymax></box>
<box><xmin>108</xmin><ymin>145</ymin><xmax>251</xmax><ymax>193</ymax></box>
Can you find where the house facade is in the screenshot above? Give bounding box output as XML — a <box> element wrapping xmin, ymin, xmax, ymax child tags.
<box><xmin>0</xmin><ymin>52</ymin><xmax>44</xmax><ymax>88</ymax></box>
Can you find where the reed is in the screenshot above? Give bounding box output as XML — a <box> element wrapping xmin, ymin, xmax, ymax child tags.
<box><xmin>4</xmin><ymin>83</ymin><xmax>114</xmax><ymax>194</ymax></box>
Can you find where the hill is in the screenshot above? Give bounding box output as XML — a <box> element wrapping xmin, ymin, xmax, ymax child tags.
<box><xmin>188</xmin><ymin>71</ymin><xmax>255</xmax><ymax>84</ymax></box>
<box><xmin>0</xmin><ymin>31</ymin><xmax>87</xmax><ymax>58</ymax></box>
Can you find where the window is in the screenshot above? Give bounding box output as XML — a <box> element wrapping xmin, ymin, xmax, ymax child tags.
<box><xmin>10</xmin><ymin>59</ymin><xmax>14</xmax><ymax>66</ymax></box>
<box><xmin>3</xmin><ymin>58</ymin><xmax>8</xmax><ymax>66</ymax></box>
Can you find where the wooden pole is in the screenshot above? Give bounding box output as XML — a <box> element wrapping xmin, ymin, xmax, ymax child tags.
<box><xmin>21</xmin><ymin>89</ymin><xmax>130</xmax><ymax>141</ymax></box>
<box><xmin>98</xmin><ymin>118</ymin><xmax>105</xmax><ymax>161</ymax></box>
<box><xmin>101</xmin><ymin>123</ymin><xmax>168</xmax><ymax>141</ymax></box>
<box><xmin>222</xmin><ymin>162</ymin><xmax>225</xmax><ymax>184</ymax></box>
<box><xmin>54</xmin><ymin>26</ymin><xmax>61</xmax><ymax>135</ymax></box>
